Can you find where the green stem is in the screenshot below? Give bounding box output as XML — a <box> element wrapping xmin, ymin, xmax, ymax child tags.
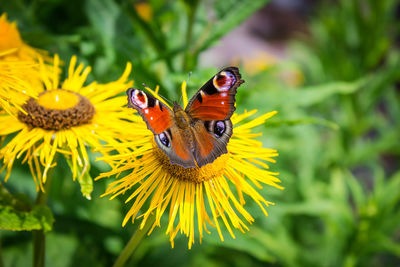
<box><xmin>32</xmin><ymin>167</ymin><xmax>55</xmax><ymax>267</ymax></box>
<box><xmin>113</xmin><ymin>214</ymin><xmax>155</xmax><ymax>267</ymax></box>
<box><xmin>124</xmin><ymin>0</ymin><xmax>175</xmax><ymax>72</ymax></box>
<box><xmin>183</xmin><ymin>0</ymin><xmax>199</xmax><ymax>71</ymax></box>
<box><xmin>32</xmin><ymin>230</ymin><xmax>45</xmax><ymax>267</ymax></box>
<box><xmin>0</xmin><ymin>240</ymin><xmax>3</xmax><ymax>267</ymax></box>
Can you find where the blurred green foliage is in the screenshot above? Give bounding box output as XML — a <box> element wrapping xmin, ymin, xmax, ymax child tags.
<box><xmin>1</xmin><ymin>0</ymin><xmax>400</xmax><ymax>266</ymax></box>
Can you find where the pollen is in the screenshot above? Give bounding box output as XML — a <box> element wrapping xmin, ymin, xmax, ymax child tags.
<box><xmin>18</xmin><ymin>89</ymin><xmax>95</xmax><ymax>130</ymax></box>
<box><xmin>152</xmin><ymin>142</ymin><xmax>228</xmax><ymax>183</ymax></box>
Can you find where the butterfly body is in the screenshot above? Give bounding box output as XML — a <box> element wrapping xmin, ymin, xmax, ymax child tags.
<box><xmin>127</xmin><ymin>67</ymin><xmax>244</xmax><ymax>168</ymax></box>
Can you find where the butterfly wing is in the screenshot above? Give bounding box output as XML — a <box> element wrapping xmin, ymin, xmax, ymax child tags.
<box><xmin>191</xmin><ymin>119</ymin><xmax>233</xmax><ymax>167</ymax></box>
<box><xmin>127</xmin><ymin>88</ymin><xmax>196</xmax><ymax>168</ymax></box>
<box><xmin>185</xmin><ymin>67</ymin><xmax>244</xmax><ymax>120</ymax></box>
<box><xmin>127</xmin><ymin>67</ymin><xmax>244</xmax><ymax>169</ymax></box>
<box><xmin>185</xmin><ymin>67</ymin><xmax>244</xmax><ymax>167</ymax></box>
<box><xmin>127</xmin><ymin>88</ymin><xmax>172</xmax><ymax>134</ymax></box>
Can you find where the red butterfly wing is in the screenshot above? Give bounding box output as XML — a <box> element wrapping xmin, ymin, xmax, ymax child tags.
<box><xmin>127</xmin><ymin>88</ymin><xmax>172</xmax><ymax>134</ymax></box>
<box><xmin>127</xmin><ymin>88</ymin><xmax>196</xmax><ymax>168</ymax></box>
<box><xmin>185</xmin><ymin>67</ymin><xmax>243</xmax><ymax>167</ymax></box>
<box><xmin>185</xmin><ymin>67</ymin><xmax>244</xmax><ymax>120</ymax></box>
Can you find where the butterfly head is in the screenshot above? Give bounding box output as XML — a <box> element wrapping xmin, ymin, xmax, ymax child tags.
<box><xmin>172</xmin><ymin>101</ymin><xmax>182</xmax><ymax>112</ymax></box>
<box><xmin>172</xmin><ymin>102</ymin><xmax>192</xmax><ymax>130</ymax></box>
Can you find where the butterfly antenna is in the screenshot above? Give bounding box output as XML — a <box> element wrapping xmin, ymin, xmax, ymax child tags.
<box><xmin>142</xmin><ymin>83</ymin><xmax>173</xmax><ymax>106</ymax></box>
<box><xmin>142</xmin><ymin>83</ymin><xmax>152</xmax><ymax>90</ymax></box>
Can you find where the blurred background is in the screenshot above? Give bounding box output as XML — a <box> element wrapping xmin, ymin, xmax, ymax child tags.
<box><xmin>1</xmin><ymin>0</ymin><xmax>400</xmax><ymax>266</ymax></box>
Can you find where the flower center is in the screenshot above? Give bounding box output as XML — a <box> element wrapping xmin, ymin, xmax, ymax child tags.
<box><xmin>18</xmin><ymin>89</ymin><xmax>95</xmax><ymax>130</ymax></box>
<box><xmin>152</xmin><ymin>143</ymin><xmax>228</xmax><ymax>183</ymax></box>
<box><xmin>37</xmin><ymin>90</ymin><xmax>79</xmax><ymax>110</ymax></box>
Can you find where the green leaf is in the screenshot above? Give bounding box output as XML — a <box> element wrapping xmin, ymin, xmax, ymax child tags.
<box><xmin>347</xmin><ymin>127</ymin><xmax>400</xmax><ymax>165</ymax></box>
<box><xmin>0</xmin><ymin>183</ymin><xmax>30</xmax><ymax>210</ymax></box>
<box><xmin>85</xmin><ymin>0</ymin><xmax>119</xmax><ymax>71</ymax></box>
<box><xmin>77</xmin><ymin>169</ymin><xmax>94</xmax><ymax>200</ymax></box>
<box><xmin>267</xmin><ymin>117</ymin><xmax>339</xmax><ymax>130</ymax></box>
<box><xmin>374</xmin><ymin>171</ymin><xmax>400</xmax><ymax>212</ymax></box>
<box><xmin>247</xmin><ymin>77</ymin><xmax>367</xmax><ymax>112</ymax></box>
<box><xmin>329</xmin><ymin>168</ymin><xmax>348</xmax><ymax>202</ymax></box>
<box><xmin>0</xmin><ymin>204</ymin><xmax>54</xmax><ymax>232</ymax></box>
<box><xmin>376</xmin><ymin>232</ymin><xmax>400</xmax><ymax>256</ymax></box>
<box><xmin>65</xmin><ymin>157</ymin><xmax>93</xmax><ymax>200</ymax></box>
<box><xmin>0</xmin><ymin>183</ymin><xmax>54</xmax><ymax>231</ymax></box>
<box><xmin>85</xmin><ymin>0</ymin><xmax>118</xmax><ymax>42</ymax></box>
<box><xmin>288</xmin><ymin>78</ymin><xmax>366</xmax><ymax>107</ymax></box>
<box><xmin>249</xmin><ymin>226</ymin><xmax>298</xmax><ymax>266</ymax></box>
<box><xmin>206</xmin><ymin>230</ymin><xmax>276</xmax><ymax>263</ymax></box>
<box><xmin>278</xmin><ymin>200</ymin><xmax>338</xmax><ymax>216</ymax></box>
<box><xmin>346</xmin><ymin>171</ymin><xmax>366</xmax><ymax>210</ymax></box>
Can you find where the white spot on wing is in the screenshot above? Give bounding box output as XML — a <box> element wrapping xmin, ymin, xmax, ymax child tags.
<box><xmin>131</xmin><ymin>89</ymin><xmax>148</xmax><ymax>109</ymax></box>
<box><xmin>213</xmin><ymin>71</ymin><xmax>236</xmax><ymax>92</ymax></box>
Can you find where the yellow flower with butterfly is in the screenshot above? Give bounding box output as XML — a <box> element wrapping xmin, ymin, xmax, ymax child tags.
<box><xmin>99</xmin><ymin>67</ymin><xmax>282</xmax><ymax>248</ymax></box>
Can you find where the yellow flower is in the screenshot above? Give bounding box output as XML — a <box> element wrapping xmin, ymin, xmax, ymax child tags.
<box><xmin>134</xmin><ymin>2</ymin><xmax>153</xmax><ymax>22</ymax></box>
<box><xmin>98</xmin><ymin>83</ymin><xmax>282</xmax><ymax>248</ymax></box>
<box><xmin>0</xmin><ymin>13</ymin><xmax>48</xmax><ymax>60</ymax></box>
<box><xmin>0</xmin><ymin>13</ymin><xmax>51</xmax><ymax>115</ymax></box>
<box><xmin>0</xmin><ymin>55</ymin><xmax>137</xmax><ymax>198</ymax></box>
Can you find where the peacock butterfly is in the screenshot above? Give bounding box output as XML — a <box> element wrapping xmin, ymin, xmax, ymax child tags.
<box><xmin>127</xmin><ymin>67</ymin><xmax>244</xmax><ymax>168</ymax></box>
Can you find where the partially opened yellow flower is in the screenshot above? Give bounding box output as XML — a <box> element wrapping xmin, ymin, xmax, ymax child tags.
<box><xmin>0</xmin><ymin>13</ymin><xmax>49</xmax><ymax>61</ymax></box>
<box><xmin>0</xmin><ymin>55</ymin><xmax>138</xmax><ymax>198</ymax></box>
<box><xmin>0</xmin><ymin>13</ymin><xmax>50</xmax><ymax>114</ymax></box>
<box><xmin>98</xmin><ymin>72</ymin><xmax>282</xmax><ymax>248</ymax></box>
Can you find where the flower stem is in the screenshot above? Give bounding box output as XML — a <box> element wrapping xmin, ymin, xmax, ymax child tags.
<box><xmin>32</xmin><ymin>229</ymin><xmax>45</xmax><ymax>267</ymax></box>
<box><xmin>0</xmin><ymin>241</ymin><xmax>4</xmax><ymax>267</ymax></box>
<box><xmin>32</xmin><ymin>167</ymin><xmax>55</xmax><ymax>267</ymax></box>
<box><xmin>113</xmin><ymin>214</ymin><xmax>155</xmax><ymax>267</ymax></box>
<box><xmin>124</xmin><ymin>0</ymin><xmax>175</xmax><ymax>73</ymax></box>
<box><xmin>183</xmin><ymin>0</ymin><xmax>199</xmax><ymax>72</ymax></box>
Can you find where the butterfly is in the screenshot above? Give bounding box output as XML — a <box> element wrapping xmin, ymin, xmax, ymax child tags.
<box><xmin>126</xmin><ymin>67</ymin><xmax>244</xmax><ymax>168</ymax></box>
